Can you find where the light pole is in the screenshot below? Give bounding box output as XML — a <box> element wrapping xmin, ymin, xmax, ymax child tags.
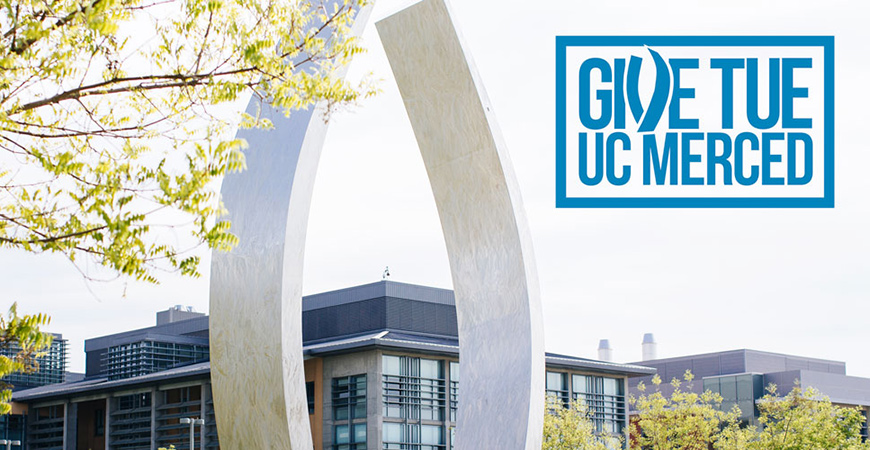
<box><xmin>0</xmin><ymin>440</ymin><xmax>21</xmax><ymax>450</ymax></box>
<box><xmin>179</xmin><ymin>417</ymin><xmax>204</xmax><ymax>450</ymax></box>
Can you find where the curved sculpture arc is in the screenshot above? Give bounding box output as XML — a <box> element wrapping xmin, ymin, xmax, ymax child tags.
<box><xmin>377</xmin><ymin>1</ymin><xmax>545</xmax><ymax>447</ymax></box>
<box><xmin>209</xmin><ymin>0</ymin><xmax>544</xmax><ymax>448</ymax></box>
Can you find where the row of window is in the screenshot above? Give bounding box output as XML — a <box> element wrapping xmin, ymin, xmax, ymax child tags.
<box><xmin>104</xmin><ymin>341</ymin><xmax>209</xmax><ymax>380</ymax></box>
<box><xmin>335</xmin><ymin>423</ymin><xmax>366</xmax><ymax>450</ymax></box>
<box><xmin>546</xmin><ymin>371</ymin><xmax>626</xmax><ymax>435</ymax></box>
<box><xmin>0</xmin><ymin>338</ymin><xmax>68</xmax><ymax>387</ymax></box>
<box><xmin>383</xmin><ymin>423</ymin><xmax>445</xmax><ymax>450</ymax></box>
<box><xmin>325</xmin><ymin>357</ymin><xmax>626</xmax><ymax>449</ymax></box>
<box><xmin>383</xmin><ymin>355</ymin><xmax>456</xmax><ymax>422</ymax></box>
<box><xmin>333</xmin><ymin>375</ymin><xmax>367</xmax><ymax>450</ymax></box>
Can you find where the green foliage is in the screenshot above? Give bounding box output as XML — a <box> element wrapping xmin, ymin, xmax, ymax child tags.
<box><xmin>543</xmin><ymin>395</ymin><xmax>620</xmax><ymax>450</ymax></box>
<box><xmin>0</xmin><ymin>0</ymin><xmax>374</xmax><ymax>282</ymax></box>
<box><xmin>630</xmin><ymin>371</ymin><xmax>741</xmax><ymax>450</ymax></box>
<box><xmin>718</xmin><ymin>385</ymin><xmax>870</xmax><ymax>450</ymax></box>
<box><xmin>0</xmin><ymin>303</ymin><xmax>52</xmax><ymax>414</ymax></box>
<box><xmin>631</xmin><ymin>371</ymin><xmax>870</xmax><ymax>450</ymax></box>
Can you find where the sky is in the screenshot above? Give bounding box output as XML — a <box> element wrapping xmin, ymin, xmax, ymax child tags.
<box><xmin>2</xmin><ymin>0</ymin><xmax>869</xmax><ymax>378</ymax></box>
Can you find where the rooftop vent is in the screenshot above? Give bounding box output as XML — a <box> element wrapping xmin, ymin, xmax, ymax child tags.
<box><xmin>157</xmin><ymin>306</ymin><xmax>205</xmax><ymax>325</ymax></box>
<box><xmin>598</xmin><ymin>339</ymin><xmax>613</xmax><ymax>362</ymax></box>
<box><xmin>642</xmin><ymin>333</ymin><xmax>657</xmax><ymax>361</ymax></box>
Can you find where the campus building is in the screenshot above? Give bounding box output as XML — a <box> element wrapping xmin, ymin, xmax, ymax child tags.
<box><xmin>1</xmin><ymin>334</ymin><xmax>68</xmax><ymax>391</ymax></box>
<box><xmin>627</xmin><ymin>348</ymin><xmax>870</xmax><ymax>436</ymax></box>
<box><xmin>0</xmin><ymin>333</ymin><xmax>68</xmax><ymax>446</ymax></box>
<box><xmin>83</xmin><ymin>306</ymin><xmax>209</xmax><ymax>381</ymax></box>
<box><xmin>10</xmin><ymin>281</ymin><xmax>654</xmax><ymax>450</ymax></box>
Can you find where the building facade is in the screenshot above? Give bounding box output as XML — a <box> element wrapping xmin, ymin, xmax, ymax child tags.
<box><xmin>628</xmin><ymin>349</ymin><xmax>870</xmax><ymax>436</ymax></box>
<box><xmin>83</xmin><ymin>307</ymin><xmax>209</xmax><ymax>381</ymax></box>
<box><xmin>1</xmin><ymin>334</ymin><xmax>68</xmax><ymax>391</ymax></box>
<box><xmin>11</xmin><ymin>281</ymin><xmax>654</xmax><ymax>449</ymax></box>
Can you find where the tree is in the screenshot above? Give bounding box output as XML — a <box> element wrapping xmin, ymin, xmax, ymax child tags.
<box><xmin>630</xmin><ymin>371</ymin><xmax>741</xmax><ymax>450</ymax></box>
<box><xmin>630</xmin><ymin>370</ymin><xmax>870</xmax><ymax>450</ymax></box>
<box><xmin>1</xmin><ymin>0</ymin><xmax>373</xmax><ymax>282</ymax></box>
<box><xmin>0</xmin><ymin>303</ymin><xmax>52</xmax><ymax>414</ymax></box>
<box><xmin>542</xmin><ymin>395</ymin><xmax>620</xmax><ymax>450</ymax></box>
<box><xmin>718</xmin><ymin>385</ymin><xmax>870</xmax><ymax>450</ymax></box>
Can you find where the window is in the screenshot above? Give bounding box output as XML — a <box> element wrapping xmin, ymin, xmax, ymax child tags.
<box><xmin>307</xmin><ymin>381</ymin><xmax>316</xmax><ymax>415</ymax></box>
<box><xmin>861</xmin><ymin>409</ymin><xmax>868</xmax><ymax>441</ymax></box>
<box><xmin>383</xmin><ymin>355</ymin><xmax>449</xmax><ymax>450</ymax></box>
<box><xmin>114</xmin><ymin>393</ymin><xmax>153</xmax><ymax>450</ymax></box>
<box><xmin>571</xmin><ymin>374</ymin><xmax>625</xmax><ymax>435</ymax></box>
<box><xmin>335</xmin><ymin>423</ymin><xmax>366</xmax><ymax>450</ymax></box>
<box><xmin>333</xmin><ymin>375</ymin><xmax>367</xmax><ymax>450</ymax></box>
<box><xmin>449</xmin><ymin>362</ymin><xmax>459</xmax><ymax>422</ymax></box>
<box><xmin>421</xmin><ymin>425</ymin><xmax>443</xmax><ymax>450</ymax></box>
<box><xmin>382</xmin><ymin>355</ymin><xmax>446</xmax><ymax>421</ymax></box>
<box><xmin>94</xmin><ymin>409</ymin><xmax>105</xmax><ymax>436</ymax></box>
<box><xmin>702</xmin><ymin>374</ymin><xmax>763</xmax><ymax>421</ymax></box>
<box><xmin>546</xmin><ymin>371</ymin><xmax>569</xmax><ymax>405</ymax></box>
<box><xmin>118</xmin><ymin>392</ymin><xmax>151</xmax><ymax>410</ymax></box>
<box><xmin>383</xmin><ymin>423</ymin><xmax>445</xmax><ymax>450</ymax></box>
<box><xmin>105</xmin><ymin>340</ymin><xmax>208</xmax><ymax>380</ymax></box>
<box><xmin>383</xmin><ymin>422</ymin><xmax>403</xmax><ymax>449</ymax></box>
<box><xmin>333</xmin><ymin>375</ymin><xmax>367</xmax><ymax>420</ymax></box>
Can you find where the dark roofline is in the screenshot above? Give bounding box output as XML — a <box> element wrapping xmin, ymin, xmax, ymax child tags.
<box><xmin>17</xmin><ymin>333</ymin><xmax>655</xmax><ymax>402</ymax></box>
<box><xmin>13</xmin><ymin>361</ymin><xmax>211</xmax><ymax>402</ymax></box>
<box><xmin>84</xmin><ymin>316</ymin><xmax>210</xmax><ymax>352</ymax></box>
<box><xmin>302</xmin><ymin>280</ymin><xmax>455</xmax><ymax>311</ymax></box>
<box><xmin>305</xmin><ymin>331</ymin><xmax>655</xmax><ymax>377</ymax></box>
<box><xmin>545</xmin><ymin>353</ymin><xmax>656</xmax><ymax>377</ymax></box>
<box><xmin>84</xmin><ymin>281</ymin><xmax>456</xmax><ymax>352</ymax></box>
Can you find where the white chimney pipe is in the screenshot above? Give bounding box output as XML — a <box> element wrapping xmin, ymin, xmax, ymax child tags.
<box><xmin>642</xmin><ymin>333</ymin><xmax>657</xmax><ymax>361</ymax></box>
<box><xmin>598</xmin><ymin>339</ymin><xmax>613</xmax><ymax>362</ymax></box>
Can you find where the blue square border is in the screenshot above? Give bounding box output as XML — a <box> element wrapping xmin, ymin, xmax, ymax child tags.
<box><xmin>555</xmin><ymin>36</ymin><xmax>835</xmax><ymax>208</ymax></box>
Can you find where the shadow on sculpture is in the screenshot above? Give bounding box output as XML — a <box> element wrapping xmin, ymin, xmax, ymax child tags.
<box><xmin>209</xmin><ymin>0</ymin><xmax>544</xmax><ymax>448</ymax></box>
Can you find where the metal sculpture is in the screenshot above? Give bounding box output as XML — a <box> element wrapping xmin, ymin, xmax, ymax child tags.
<box><xmin>377</xmin><ymin>2</ymin><xmax>544</xmax><ymax>447</ymax></box>
<box><xmin>209</xmin><ymin>0</ymin><xmax>544</xmax><ymax>448</ymax></box>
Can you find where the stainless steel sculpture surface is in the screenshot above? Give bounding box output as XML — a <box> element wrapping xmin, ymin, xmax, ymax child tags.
<box><xmin>209</xmin><ymin>0</ymin><xmax>544</xmax><ymax>448</ymax></box>
<box><xmin>377</xmin><ymin>1</ymin><xmax>544</xmax><ymax>447</ymax></box>
<box><xmin>208</xmin><ymin>4</ymin><xmax>372</xmax><ymax>447</ymax></box>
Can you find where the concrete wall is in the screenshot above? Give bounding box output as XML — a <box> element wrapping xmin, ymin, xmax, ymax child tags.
<box><xmin>320</xmin><ymin>350</ymin><xmax>380</xmax><ymax>450</ymax></box>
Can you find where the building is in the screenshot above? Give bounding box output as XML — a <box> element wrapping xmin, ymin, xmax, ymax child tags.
<box><xmin>11</xmin><ymin>281</ymin><xmax>655</xmax><ymax>449</ymax></box>
<box><xmin>1</xmin><ymin>333</ymin><xmax>68</xmax><ymax>391</ymax></box>
<box><xmin>627</xmin><ymin>348</ymin><xmax>870</xmax><ymax>436</ymax></box>
<box><xmin>84</xmin><ymin>306</ymin><xmax>209</xmax><ymax>380</ymax></box>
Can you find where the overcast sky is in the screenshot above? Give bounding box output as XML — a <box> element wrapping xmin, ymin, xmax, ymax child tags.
<box><xmin>2</xmin><ymin>0</ymin><xmax>868</xmax><ymax>378</ymax></box>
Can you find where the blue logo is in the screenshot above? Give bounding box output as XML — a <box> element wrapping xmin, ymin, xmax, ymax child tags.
<box><xmin>556</xmin><ymin>36</ymin><xmax>834</xmax><ymax>208</ymax></box>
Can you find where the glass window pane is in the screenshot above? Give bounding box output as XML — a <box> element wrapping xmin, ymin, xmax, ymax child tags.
<box><xmin>603</xmin><ymin>377</ymin><xmax>622</xmax><ymax>396</ymax></box>
<box><xmin>421</xmin><ymin>359</ymin><xmax>442</xmax><ymax>379</ymax></box>
<box><xmin>353</xmin><ymin>423</ymin><xmax>366</xmax><ymax>443</ymax></box>
<box><xmin>421</xmin><ymin>425</ymin><xmax>443</xmax><ymax>445</ymax></box>
<box><xmin>353</xmin><ymin>403</ymin><xmax>366</xmax><ymax>419</ymax></box>
<box><xmin>306</xmin><ymin>381</ymin><xmax>316</xmax><ymax>415</ymax></box>
<box><xmin>335</xmin><ymin>425</ymin><xmax>350</xmax><ymax>444</ymax></box>
<box><xmin>335</xmin><ymin>406</ymin><xmax>349</xmax><ymax>421</ymax></box>
<box><xmin>703</xmin><ymin>377</ymin><xmax>720</xmax><ymax>395</ymax></box>
<box><xmin>720</xmin><ymin>376</ymin><xmax>737</xmax><ymax>401</ymax></box>
<box><xmin>450</xmin><ymin>362</ymin><xmax>459</xmax><ymax>382</ymax></box>
<box><xmin>546</xmin><ymin>372</ymin><xmax>564</xmax><ymax>391</ymax></box>
<box><xmin>572</xmin><ymin>375</ymin><xmax>588</xmax><ymax>394</ymax></box>
<box><xmin>736</xmin><ymin>375</ymin><xmax>753</xmax><ymax>400</ymax></box>
<box><xmin>383</xmin><ymin>355</ymin><xmax>401</xmax><ymax>376</ymax></box>
<box><xmin>384</xmin><ymin>423</ymin><xmax>403</xmax><ymax>443</ymax></box>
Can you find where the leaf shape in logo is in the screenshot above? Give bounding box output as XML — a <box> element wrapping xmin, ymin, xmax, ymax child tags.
<box><xmin>626</xmin><ymin>46</ymin><xmax>671</xmax><ymax>133</ymax></box>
